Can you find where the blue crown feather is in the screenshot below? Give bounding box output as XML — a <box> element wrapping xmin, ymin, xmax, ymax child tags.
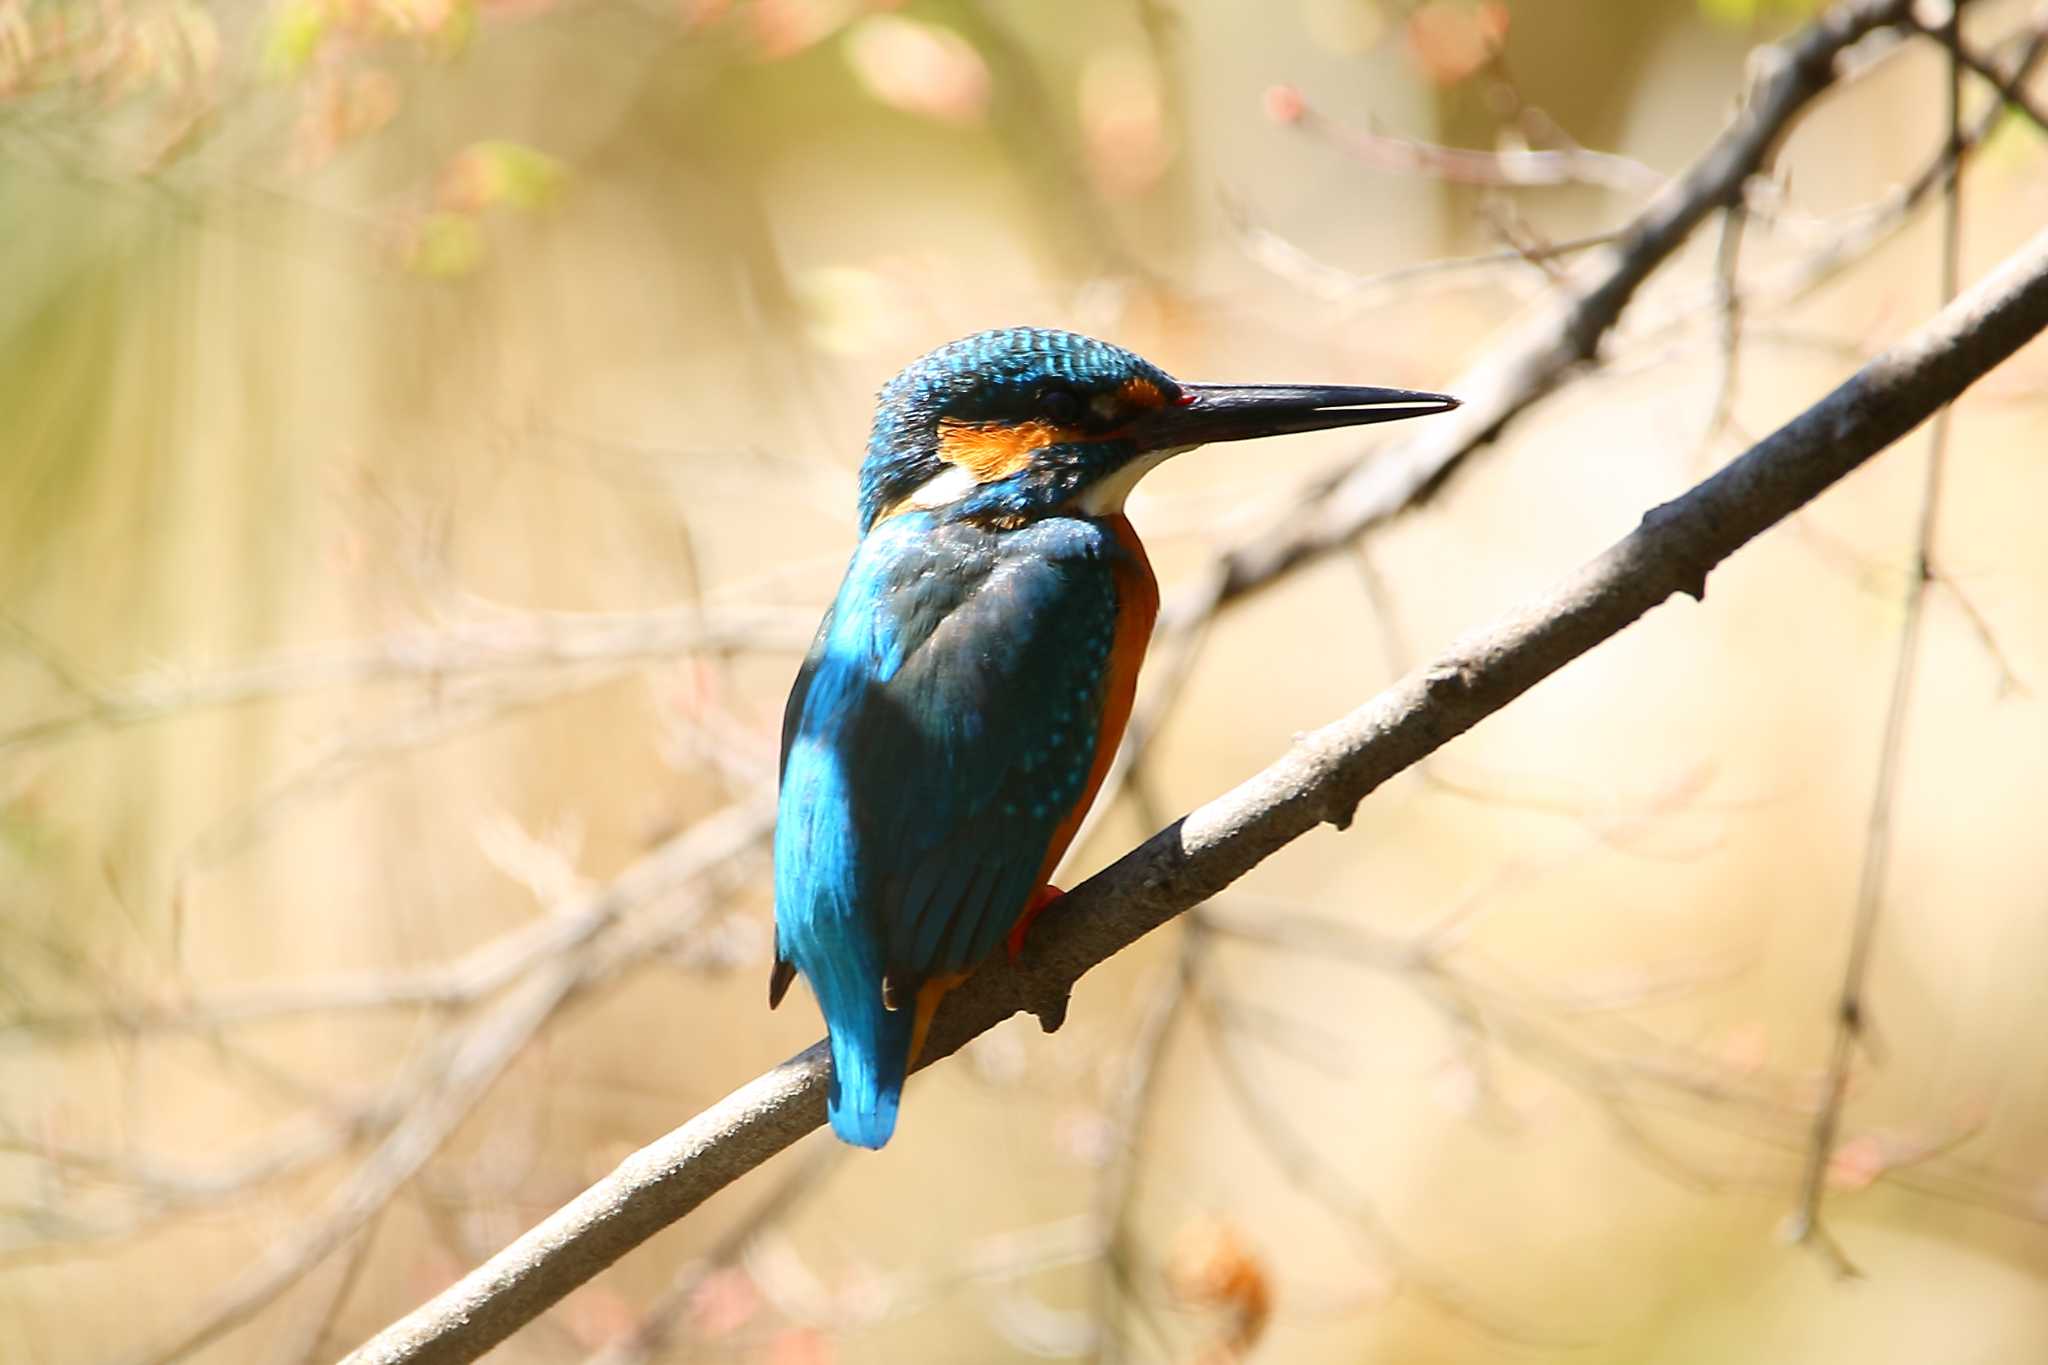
<box><xmin>857</xmin><ymin>328</ymin><xmax>1177</xmax><ymax>532</ymax></box>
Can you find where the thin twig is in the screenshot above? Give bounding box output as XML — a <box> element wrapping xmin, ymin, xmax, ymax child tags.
<box><xmin>1278</xmin><ymin>90</ymin><xmax>1664</xmax><ymax>193</ymax></box>
<box><xmin>1938</xmin><ymin>14</ymin><xmax>2048</xmax><ymax>130</ymax></box>
<box><xmin>90</xmin><ymin>794</ymin><xmax>771</xmax><ymax>1361</ymax></box>
<box><xmin>1655</xmin><ymin>20</ymin><xmax>2048</xmax><ymax>342</ymax></box>
<box><xmin>1090</xmin><ymin>942</ymin><xmax>1204</xmax><ymax>1365</ymax></box>
<box><xmin>1089</xmin><ymin>721</ymin><xmax>1200</xmax><ymax>1365</ymax></box>
<box><xmin>6</xmin><ymin>794</ymin><xmax>776</xmax><ymax>1042</ymax></box>
<box><xmin>1175</xmin><ymin>0</ymin><xmax>1919</xmax><ymax>632</ymax></box>
<box><xmin>0</xmin><ymin>606</ymin><xmax>817</xmax><ymax>758</ymax></box>
<box><xmin>282</xmin><ymin>1214</ymin><xmax>385</xmax><ymax>1365</ymax></box>
<box><xmin>1700</xmin><ymin>202</ymin><xmax>1751</xmax><ymax>452</ymax></box>
<box><xmin>1194</xmin><ymin>990</ymin><xmax>1567</xmax><ymax>1345</ymax></box>
<box><xmin>1790</xmin><ymin>3</ymin><xmax>1969</xmax><ymax>1274</ymax></box>
<box><xmin>1929</xmin><ymin>564</ymin><xmax>2031</xmax><ymax>694</ymax></box>
<box><xmin>1227</xmin><ymin>200</ymin><xmax>1617</xmax><ymax>310</ymax></box>
<box><xmin>127</xmin><ymin>966</ymin><xmax>585</xmax><ymax>1365</ymax></box>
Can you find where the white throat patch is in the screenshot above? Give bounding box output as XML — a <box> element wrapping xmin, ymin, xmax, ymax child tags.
<box><xmin>1078</xmin><ymin>446</ymin><xmax>1189</xmax><ymax>517</ymax></box>
<box><xmin>901</xmin><ymin>445</ymin><xmax>1197</xmax><ymax>520</ymax></box>
<box><xmin>906</xmin><ymin>463</ymin><xmax>981</xmax><ymax>510</ymax></box>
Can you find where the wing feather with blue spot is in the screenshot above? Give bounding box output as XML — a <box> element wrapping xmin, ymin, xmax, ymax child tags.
<box><xmin>872</xmin><ymin>531</ymin><xmax>1119</xmax><ymax>975</ymax></box>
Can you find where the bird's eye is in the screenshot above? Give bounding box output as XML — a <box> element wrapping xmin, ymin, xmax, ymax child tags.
<box><xmin>1038</xmin><ymin>387</ymin><xmax>1084</xmax><ymax>425</ymax></box>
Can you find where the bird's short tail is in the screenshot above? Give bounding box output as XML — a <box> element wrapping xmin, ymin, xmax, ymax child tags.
<box><xmin>779</xmin><ymin>892</ymin><xmax>918</xmax><ymax>1146</ymax></box>
<box><xmin>823</xmin><ymin>991</ymin><xmax>913</xmax><ymax>1148</ymax></box>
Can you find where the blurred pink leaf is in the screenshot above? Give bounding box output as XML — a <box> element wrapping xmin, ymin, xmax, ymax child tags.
<box><xmin>1715</xmin><ymin>1021</ymin><xmax>1771</xmax><ymax>1075</ymax></box>
<box><xmin>843</xmin><ymin>14</ymin><xmax>988</xmax><ymax>125</ymax></box>
<box><xmin>752</xmin><ymin>0</ymin><xmax>852</xmax><ymax>59</ymax></box>
<box><xmin>408</xmin><ymin>1247</ymin><xmax>465</xmax><ymax>1299</ymax></box>
<box><xmin>1263</xmin><ymin>83</ymin><xmax>1307</xmax><ymax>125</ymax></box>
<box><xmin>1826</xmin><ymin>1133</ymin><xmax>1888</xmax><ymax>1191</ymax></box>
<box><xmin>440</xmin><ymin>138</ymin><xmax>566</xmax><ymax>212</ymax></box>
<box><xmin>348</xmin><ymin>68</ymin><xmax>403</xmax><ymax>134</ymax></box>
<box><xmin>266</xmin><ymin>0</ymin><xmax>477</xmax><ymax>80</ymax></box>
<box><xmin>690</xmin><ymin>1266</ymin><xmax>762</xmax><ymax>1339</ymax></box>
<box><xmin>561</xmin><ymin>1285</ymin><xmax>639</xmax><ymax>1349</ymax></box>
<box><xmin>291</xmin><ymin>68</ymin><xmax>403</xmax><ymax>170</ymax></box>
<box><xmin>677</xmin><ymin>0</ymin><xmax>732</xmax><ymax>30</ymax></box>
<box><xmin>387</xmin><ymin>0</ymin><xmax>472</xmax><ymax>42</ymax></box>
<box><xmin>765</xmin><ymin>1327</ymin><xmax>835</xmax><ymax>1365</ymax></box>
<box><xmin>1404</xmin><ymin>0</ymin><xmax>1506</xmax><ymax>86</ymax></box>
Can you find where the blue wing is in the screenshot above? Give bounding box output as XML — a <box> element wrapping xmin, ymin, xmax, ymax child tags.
<box><xmin>773</xmin><ymin>512</ymin><xmax>1122</xmax><ymax>1145</ymax></box>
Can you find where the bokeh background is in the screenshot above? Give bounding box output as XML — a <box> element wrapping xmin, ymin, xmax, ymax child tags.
<box><xmin>5</xmin><ymin>0</ymin><xmax>2048</xmax><ymax>1360</ymax></box>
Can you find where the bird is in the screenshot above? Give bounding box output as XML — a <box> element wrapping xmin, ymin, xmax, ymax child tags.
<box><xmin>771</xmin><ymin>327</ymin><xmax>1457</xmax><ymax>1147</ymax></box>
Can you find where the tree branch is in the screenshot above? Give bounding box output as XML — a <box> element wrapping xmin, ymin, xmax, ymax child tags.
<box><xmin>1937</xmin><ymin>11</ymin><xmax>2048</xmax><ymax>132</ymax></box>
<box><xmin>1271</xmin><ymin>86</ymin><xmax>1663</xmax><ymax>193</ymax></box>
<box><xmin>1793</xmin><ymin>1</ymin><xmax>1970</xmax><ymax>1275</ymax></box>
<box><xmin>1181</xmin><ymin>0</ymin><xmax>1914</xmax><ymax>628</ymax></box>
<box><xmin>341</xmin><ymin>220</ymin><xmax>2048</xmax><ymax>1365</ymax></box>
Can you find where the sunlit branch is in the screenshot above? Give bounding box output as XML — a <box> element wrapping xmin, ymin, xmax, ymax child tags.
<box><xmin>1174</xmin><ymin>0</ymin><xmax>1920</xmax><ymax>633</ymax></box>
<box><xmin>340</xmin><ymin>212</ymin><xmax>2048</xmax><ymax>1365</ymax></box>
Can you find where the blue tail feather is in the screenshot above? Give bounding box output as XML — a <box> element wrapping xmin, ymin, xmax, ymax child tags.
<box><xmin>824</xmin><ymin>1000</ymin><xmax>912</xmax><ymax>1148</ymax></box>
<box><xmin>808</xmin><ymin>961</ymin><xmax>913</xmax><ymax>1148</ymax></box>
<box><xmin>791</xmin><ymin>924</ymin><xmax>914</xmax><ymax>1148</ymax></box>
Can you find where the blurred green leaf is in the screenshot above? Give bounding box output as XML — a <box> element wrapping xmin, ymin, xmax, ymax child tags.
<box><xmin>794</xmin><ymin>265</ymin><xmax>890</xmax><ymax>354</ymax></box>
<box><xmin>1985</xmin><ymin>102</ymin><xmax>2048</xmax><ymax>167</ymax></box>
<box><xmin>0</xmin><ymin>793</ymin><xmax>57</xmax><ymax>868</ymax></box>
<box><xmin>448</xmin><ymin>140</ymin><xmax>567</xmax><ymax>211</ymax></box>
<box><xmin>1698</xmin><ymin>0</ymin><xmax>1823</xmax><ymax>24</ymax></box>
<box><xmin>432</xmin><ymin>0</ymin><xmax>477</xmax><ymax>60</ymax></box>
<box><xmin>263</xmin><ymin>0</ymin><xmax>328</xmax><ymax>78</ymax></box>
<box><xmin>409</xmin><ymin>210</ymin><xmax>487</xmax><ymax>277</ymax></box>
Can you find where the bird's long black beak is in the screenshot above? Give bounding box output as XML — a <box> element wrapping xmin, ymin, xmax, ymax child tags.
<box><xmin>1133</xmin><ymin>383</ymin><xmax>1458</xmax><ymax>452</ymax></box>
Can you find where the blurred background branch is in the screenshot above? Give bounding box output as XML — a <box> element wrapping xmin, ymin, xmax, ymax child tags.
<box><xmin>6</xmin><ymin>0</ymin><xmax>2048</xmax><ymax>1362</ymax></box>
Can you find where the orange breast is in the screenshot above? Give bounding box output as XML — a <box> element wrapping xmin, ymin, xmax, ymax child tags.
<box><xmin>1033</xmin><ymin>514</ymin><xmax>1159</xmax><ymax>884</ymax></box>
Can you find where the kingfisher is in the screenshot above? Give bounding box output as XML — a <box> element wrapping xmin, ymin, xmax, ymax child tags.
<box><xmin>771</xmin><ymin>327</ymin><xmax>1456</xmax><ymax>1147</ymax></box>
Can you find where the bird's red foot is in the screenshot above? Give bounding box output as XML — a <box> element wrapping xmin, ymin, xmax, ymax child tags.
<box><xmin>1006</xmin><ymin>883</ymin><xmax>1066</xmax><ymax>962</ymax></box>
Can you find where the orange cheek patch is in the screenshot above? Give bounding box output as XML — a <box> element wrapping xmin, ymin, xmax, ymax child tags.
<box><xmin>1117</xmin><ymin>377</ymin><xmax>1167</xmax><ymax>410</ymax></box>
<box><xmin>938</xmin><ymin>418</ymin><xmax>1074</xmax><ymax>481</ymax></box>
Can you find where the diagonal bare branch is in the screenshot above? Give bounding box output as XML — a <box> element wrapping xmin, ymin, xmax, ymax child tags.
<box><xmin>339</xmin><ymin>212</ymin><xmax>2048</xmax><ymax>1365</ymax></box>
<box><xmin>1175</xmin><ymin>0</ymin><xmax>1914</xmax><ymax>630</ymax></box>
